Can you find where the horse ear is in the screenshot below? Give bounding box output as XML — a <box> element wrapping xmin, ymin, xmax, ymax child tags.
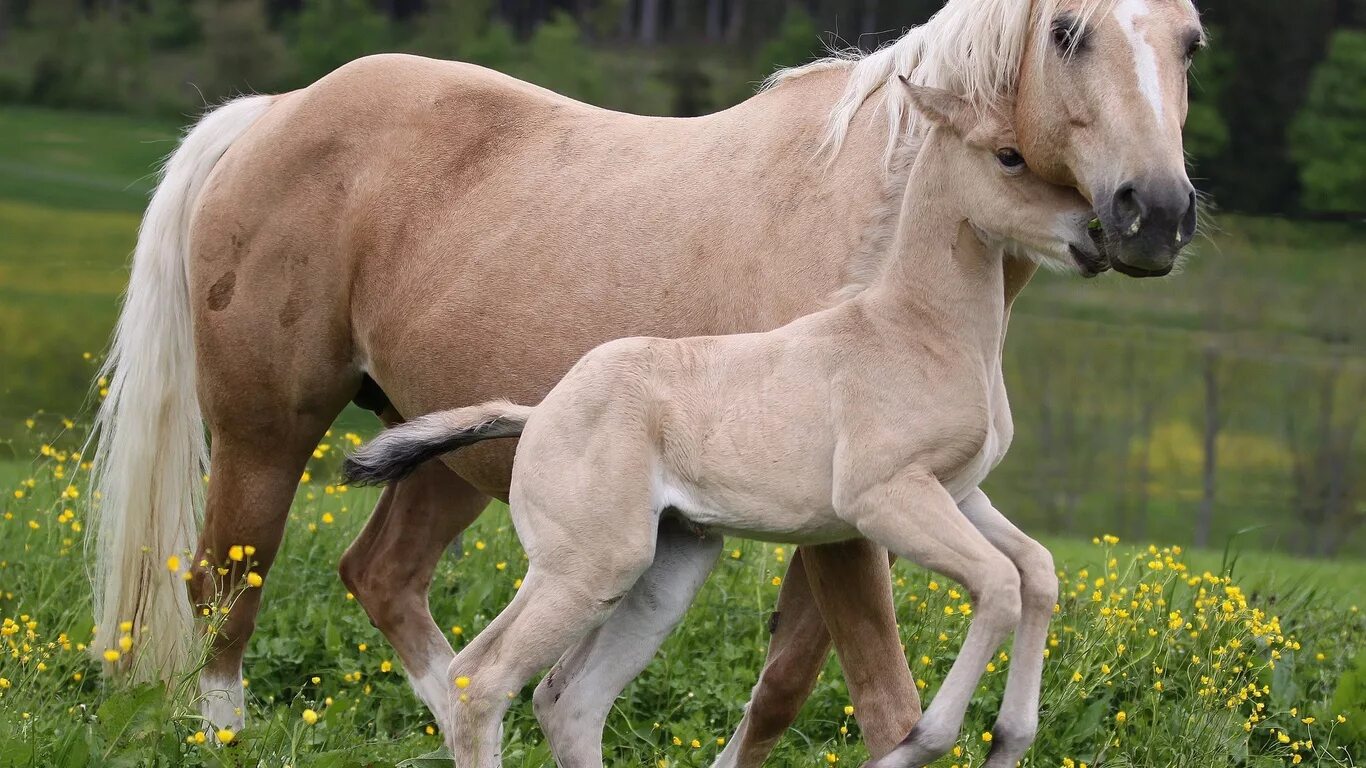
<box><xmin>898</xmin><ymin>77</ymin><xmax>973</xmax><ymax>134</ymax></box>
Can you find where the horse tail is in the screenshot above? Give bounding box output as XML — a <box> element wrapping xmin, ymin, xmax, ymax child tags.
<box><xmin>343</xmin><ymin>402</ymin><xmax>534</xmax><ymax>485</ymax></box>
<box><xmin>87</xmin><ymin>94</ymin><xmax>274</xmax><ymax>681</ymax></box>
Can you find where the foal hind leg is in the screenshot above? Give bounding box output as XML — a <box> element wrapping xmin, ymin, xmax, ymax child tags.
<box><xmin>533</xmin><ymin>516</ymin><xmax>722</xmax><ymax>768</ymax></box>
<box><xmin>957</xmin><ymin>489</ymin><xmax>1057</xmax><ymax>768</ymax></box>
<box><xmin>340</xmin><ymin>455</ymin><xmax>487</xmax><ymax>727</ymax></box>
<box><xmin>446</xmin><ymin>478</ymin><xmax>660</xmax><ymax>766</ymax></box>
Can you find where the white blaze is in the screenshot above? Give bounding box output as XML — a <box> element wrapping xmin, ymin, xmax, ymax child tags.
<box><xmin>1115</xmin><ymin>0</ymin><xmax>1164</xmax><ymax>125</ymax></box>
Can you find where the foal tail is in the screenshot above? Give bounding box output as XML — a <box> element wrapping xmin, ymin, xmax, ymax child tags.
<box><xmin>343</xmin><ymin>401</ymin><xmax>534</xmax><ymax>485</ymax></box>
<box><xmin>87</xmin><ymin>95</ymin><xmax>274</xmax><ymax>681</ymax></box>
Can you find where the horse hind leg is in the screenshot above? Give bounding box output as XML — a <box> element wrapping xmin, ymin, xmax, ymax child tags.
<box><xmin>189</xmin><ymin>346</ymin><xmax>358</xmax><ymax>731</ymax></box>
<box><xmin>533</xmin><ymin>515</ymin><xmax>722</xmax><ymax>768</ymax></box>
<box><xmin>190</xmin><ymin>415</ymin><xmax>346</xmax><ymax>730</ymax></box>
<box><xmin>339</xmin><ymin>442</ymin><xmax>488</xmax><ymax>728</ymax></box>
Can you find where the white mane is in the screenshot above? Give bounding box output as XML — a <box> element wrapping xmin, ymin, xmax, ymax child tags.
<box><xmin>764</xmin><ymin>0</ymin><xmax>1120</xmax><ymax>163</ymax></box>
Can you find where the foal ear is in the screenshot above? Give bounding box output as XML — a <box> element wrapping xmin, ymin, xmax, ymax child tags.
<box><xmin>898</xmin><ymin>77</ymin><xmax>974</xmax><ymax>135</ymax></box>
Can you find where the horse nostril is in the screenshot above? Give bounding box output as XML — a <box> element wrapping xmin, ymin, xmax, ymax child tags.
<box><xmin>1178</xmin><ymin>190</ymin><xmax>1198</xmax><ymax>246</ymax></box>
<box><xmin>1112</xmin><ymin>182</ymin><xmax>1144</xmax><ymax>238</ymax></box>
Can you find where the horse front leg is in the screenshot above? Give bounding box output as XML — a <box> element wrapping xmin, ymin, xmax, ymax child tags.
<box><xmin>805</xmin><ymin>539</ymin><xmax>922</xmax><ymax>755</ymax></box>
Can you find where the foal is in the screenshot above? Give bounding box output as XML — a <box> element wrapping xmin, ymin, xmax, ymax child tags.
<box><xmin>346</xmin><ymin>84</ymin><xmax>1091</xmax><ymax>768</ymax></box>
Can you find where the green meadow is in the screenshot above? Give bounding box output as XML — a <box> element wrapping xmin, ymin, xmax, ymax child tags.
<box><xmin>0</xmin><ymin>106</ymin><xmax>1362</xmax><ymax>766</ymax></box>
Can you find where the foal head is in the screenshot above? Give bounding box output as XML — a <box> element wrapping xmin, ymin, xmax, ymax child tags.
<box><xmin>904</xmin><ymin>82</ymin><xmax>1101</xmax><ymax>275</ymax></box>
<box><xmin>1016</xmin><ymin>0</ymin><xmax>1204</xmax><ymax>276</ymax></box>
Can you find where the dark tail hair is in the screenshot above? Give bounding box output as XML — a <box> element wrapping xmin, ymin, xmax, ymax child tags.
<box><xmin>343</xmin><ymin>401</ymin><xmax>532</xmax><ymax>485</ymax></box>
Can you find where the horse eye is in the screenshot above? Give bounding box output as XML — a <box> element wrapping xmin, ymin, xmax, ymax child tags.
<box><xmin>997</xmin><ymin>149</ymin><xmax>1026</xmax><ymax>168</ymax></box>
<box><xmin>1051</xmin><ymin>18</ymin><xmax>1084</xmax><ymax>56</ymax></box>
<box><xmin>1184</xmin><ymin>38</ymin><xmax>1205</xmax><ymax>63</ymax></box>
<box><xmin>1052</xmin><ymin>25</ymin><xmax>1072</xmax><ymax>51</ymax></box>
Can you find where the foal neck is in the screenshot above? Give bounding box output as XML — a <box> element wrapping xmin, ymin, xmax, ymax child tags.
<box><xmin>860</xmin><ymin>138</ymin><xmax>1006</xmax><ymax>353</ymax></box>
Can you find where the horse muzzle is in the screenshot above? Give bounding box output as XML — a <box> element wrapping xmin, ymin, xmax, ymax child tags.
<box><xmin>1100</xmin><ymin>175</ymin><xmax>1197</xmax><ymax>277</ymax></box>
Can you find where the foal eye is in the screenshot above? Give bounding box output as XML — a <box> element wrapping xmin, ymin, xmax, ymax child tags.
<box><xmin>996</xmin><ymin>149</ymin><xmax>1026</xmax><ymax>169</ymax></box>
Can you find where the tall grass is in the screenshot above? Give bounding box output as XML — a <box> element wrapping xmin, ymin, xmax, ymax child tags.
<box><xmin>0</xmin><ymin>419</ymin><xmax>1361</xmax><ymax>767</ymax></box>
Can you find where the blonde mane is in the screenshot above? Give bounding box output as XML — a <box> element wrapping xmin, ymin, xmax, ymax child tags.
<box><xmin>765</xmin><ymin>0</ymin><xmax>1121</xmax><ymax>163</ymax></box>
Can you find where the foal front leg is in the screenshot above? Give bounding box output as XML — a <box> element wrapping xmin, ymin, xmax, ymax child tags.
<box><xmin>838</xmin><ymin>468</ymin><xmax>1022</xmax><ymax>768</ymax></box>
<box><xmin>957</xmin><ymin>489</ymin><xmax>1058</xmax><ymax>768</ymax></box>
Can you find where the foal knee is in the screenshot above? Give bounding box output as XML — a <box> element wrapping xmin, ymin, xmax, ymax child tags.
<box><xmin>974</xmin><ymin>559</ymin><xmax>1023</xmax><ymax>631</ymax></box>
<box><xmin>1016</xmin><ymin>543</ymin><xmax>1058</xmax><ymax>614</ymax></box>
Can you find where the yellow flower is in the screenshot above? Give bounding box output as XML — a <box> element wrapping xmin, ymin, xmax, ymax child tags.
<box><xmin>451</xmin><ymin>626</ymin><xmax>463</xmax><ymax>636</ymax></box>
<box><xmin>826</xmin><ymin>754</ymin><xmax>839</xmax><ymax>764</ymax></box>
<box><xmin>119</xmin><ymin>635</ymin><xmax>133</xmax><ymax>652</ymax></box>
<box><xmin>381</xmin><ymin>660</ymin><xmax>393</xmax><ymax>673</ymax></box>
<box><xmin>690</xmin><ymin>739</ymin><xmax>701</xmax><ymax>749</ymax></box>
<box><xmin>228</xmin><ymin>545</ymin><xmax>244</xmax><ymax>562</ymax></box>
<box><xmin>192</xmin><ymin>731</ymin><xmax>206</xmax><ymax>745</ymax></box>
<box><xmin>1115</xmin><ymin>711</ymin><xmax>1127</xmax><ymax>723</ymax></box>
<box><xmin>0</xmin><ymin>678</ymin><xmax>9</xmax><ymax>689</ymax></box>
<box><xmin>455</xmin><ymin>676</ymin><xmax>471</xmax><ymax>689</ymax></box>
<box><xmin>246</xmin><ymin>572</ymin><xmax>263</xmax><ymax>588</ymax></box>
<box><xmin>216</xmin><ymin>728</ymin><xmax>235</xmax><ymax>744</ymax></box>
<box><xmin>672</xmin><ymin>736</ymin><xmax>682</xmax><ymax>746</ymax></box>
<box><xmin>981</xmin><ymin>731</ymin><xmax>993</xmax><ymax>743</ymax></box>
<box><xmin>302</xmin><ymin>708</ymin><xmax>319</xmax><ymax>725</ymax></box>
<box><xmin>321</xmin><ymin>513</ymin><xmax>335</xmax><ymax>525</ymax></box>
<box><xmin>731</xmin><ymin>549</ymin><xmax>741</xmax><ymax>559</ymax></box>
<box><xmin>166</xmin><ymin>555</ymin><xmax>181</xmax><ymax>573</ymax></box>
<box><xmin>716</xmin><ymin>737</ymin><xmax>725</xmax><ymax>746</ymax></box>
<box><xmin>102</xmin><ymin>649</ymin><xmax>121</xmax><ymax>663</ymax></box>
<box><xmin>843</xmin><ymin>704</ymin><xmax>855</xmax><ymax>716</ymax></box>
<box><xmin>771</xmin><ymin>576</ymin><xmax>782</xmax><ymax>586</ymax></box>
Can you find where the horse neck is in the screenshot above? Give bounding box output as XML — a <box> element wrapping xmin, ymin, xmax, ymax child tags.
<box><xmin>861</xmin><ymin>145</ymin><xmax>1006</xmax><ymax>357</ymax></box>
<box><xmin>735</xmin><ymin>71</ymin><xmax>920</xmax><ymax>300</ymax></box>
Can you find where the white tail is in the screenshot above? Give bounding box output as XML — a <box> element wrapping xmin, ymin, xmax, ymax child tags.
<box><xmin>87</xmin><ymin>95</ymin><xmax>273</xmax><ymax>681</ymax></box>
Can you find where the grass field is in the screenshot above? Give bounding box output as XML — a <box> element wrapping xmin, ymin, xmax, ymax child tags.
<box><xmin>0</xmin><ymin>105</ymin><xmax>1363</xmax><ymax>766</ymax></box>
<box><xmin>1</xmin><ymin>427</ymin><xmax>1364</xmax><ymax>767</ymax></box>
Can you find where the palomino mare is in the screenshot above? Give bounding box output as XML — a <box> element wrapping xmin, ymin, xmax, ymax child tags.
<box><xmin>341</xmin><ymin>82</ymin><xmax>1102</xmax><ymax>768</ymax></box>
<box><xmin>87</xmin><ymin>0</ymin><xmax>1202</xmax><ymax>759</ymax></box>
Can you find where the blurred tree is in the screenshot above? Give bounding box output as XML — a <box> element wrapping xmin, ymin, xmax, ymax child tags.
<box><xmin>411</xmin><ymin>0</ymin><xmax>492</xmax><ymax>60</ymax></box>
<box><xmin>1289</xmin><ymin>30</ymin><xmax>1366</xmax><ymax>215</ymax></box>
<box><xmin>1199</xmin><ymin>0</ymin><xmax>1338</xmax><ymax>214</ymax></box>
<box><xmin>147</xmin><ymin>0</ymin><xmax>202</xmax><ymax>49</ymax></box>
<box><xmin>1183</xmin><ymin>27</ymin><xmax>1231</xmax><ymax>182</ymax></box>
<box><xmin>294</xmin><ymin>0</ymin><xmax>392</xmax><ymax>82</ymax></box>
<box><xmin>199</xmin><ymin>0</ymin><xmax>288</xmax><ymax>102</ymax></box>
<box><xmin>509</xmin><ymin>12</ymin><xmax>605</xmax><ymax>105</ymax></box>
<box><xmin>462</xmin><ymin>20</ymin><xmax>520</xmax><ymax>72</ymax></box>
<box><xmin>753</xmin><ymin>6</ymin><xmax>822</xmax><ymax>82</ymax></box>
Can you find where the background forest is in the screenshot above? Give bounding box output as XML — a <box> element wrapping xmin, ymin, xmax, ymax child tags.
<box><xmin>0</xmin><ymin>0</ymin><xmax>1363</xmax><ymax>557</ymax></box>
